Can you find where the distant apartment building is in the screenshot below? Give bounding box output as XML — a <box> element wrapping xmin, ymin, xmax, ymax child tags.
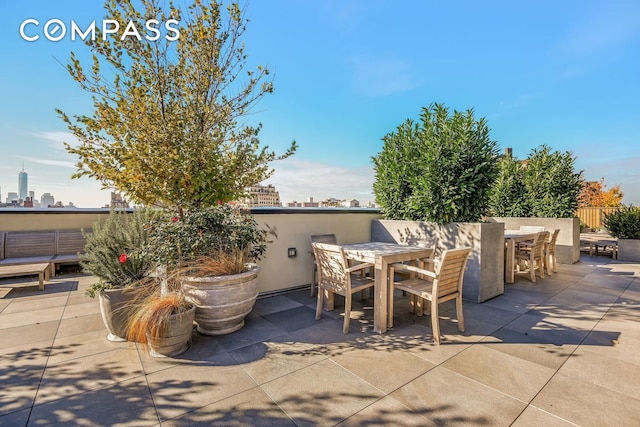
<box><xmin>109</xmin><ymin>192</ymin><xmax>130</xmax><ymax>209</ymax></box>
<box><xmin>239</xmin><ymin>184</ymin><xmax>281</xmax><ymax>208</ymax></box>
<box><xmin>6</xmin><ymin>192</ymin><xmax>19</xmax><ymax>204</ymax></box>
<box><xmin>40</xmin><ymin>192</ymin><xmax>55</xmax><ymax>208</ymax></box>
<box><xmin>344</xmin><ymin>199</ymin><xmax>360</xmax><ymax>208</ymax></box>
<box><xmin>287</xmin><ymin>197</ymin><xmax>319</xmax><ymax>208</ymax></box>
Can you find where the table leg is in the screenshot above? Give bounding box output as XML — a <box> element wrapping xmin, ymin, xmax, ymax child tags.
<box><xmin>373</xmin><ymin>256</ymin><xmax>388</xmax><ymax>334</ymax></box>
<box><xmin>38</xmin><ymin>271</ymin><xmax>44</xmax><ymax>291</ymax></box>
<box><xmin>505</xmin><ymin>239</ymin><xmax>515</xmax><ymax>284</ymax></box>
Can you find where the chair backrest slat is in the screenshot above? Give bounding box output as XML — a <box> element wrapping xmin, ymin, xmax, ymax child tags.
<box><xmin>312</xmin><ymin>242</ymin><xmax>349</xmax><ymax>293</ymax></box>
<box><xmin>532</xmin><ymin>231</ymin><xmax>549</xmax><ymax>257</ymax></box>
<box><xmin>434</xmin><ymin>248</ymin><xmax>472</xmax><ymax>299</ymax></box>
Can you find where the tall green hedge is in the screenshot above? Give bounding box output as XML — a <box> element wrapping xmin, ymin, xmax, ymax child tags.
<box><xmin>490</xmin><ymin>154</ymin><xmax>530</xmax><ymax>217</ymax></box>
<box><xmin>524</xmin><ymin>145</ymin><xmax>583</xmax><ymax>218</ymax></box>
<box><xmin>489</xmin><ymin>145</ymin><xmax>583</xmax><ymax>218</ymax></box>
<box><xmin>373</xmin><ymin>103</ymin><xmax>500</xmax><ymax>224</ymax></box>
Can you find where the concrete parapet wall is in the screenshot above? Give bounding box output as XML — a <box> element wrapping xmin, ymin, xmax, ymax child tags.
<box><xmin>1</xmin><ymin>208</ymin><xmax>382</xmax><ymax>294</ymax></box>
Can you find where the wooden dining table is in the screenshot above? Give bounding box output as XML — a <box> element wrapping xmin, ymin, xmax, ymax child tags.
<box><xmin>504</xmin><ymin>230</ymin><xmax>538</xmax><ymax>283</ymax></box>
<box><xmin>342</xmin><ymin>242</ymin><xmax>434</xmax><ymax>333</ymax></box>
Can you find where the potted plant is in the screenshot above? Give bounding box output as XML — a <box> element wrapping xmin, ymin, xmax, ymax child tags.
<box><xmin>149</xmin><ymin>205</ymin><xmax>272</xmax><ymax>335</ymax></box>
<box><xmin>126</xmin><ymin>278</ymin><xmax>195</xmax><ymax>358</ymax></box>
<box><xmin>603</xmin><ymin>206</ymin><xmax>640</xmax><ymax>261</ymax></box>
<box><xmin>57</xmin><ymin>2</ymin><xmax>294</xmax><ymax>338</ymax></box>
<box><xmin>81</xmin><ymin>209</ymin><xmax>154</xmax><ymax>341</ymax></box>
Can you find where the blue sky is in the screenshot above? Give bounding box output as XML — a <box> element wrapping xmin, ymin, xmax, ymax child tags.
<box><xmin>1</xmin><ymin>1</ymin><xmax>639</xmax><ymax>208</ymax></box>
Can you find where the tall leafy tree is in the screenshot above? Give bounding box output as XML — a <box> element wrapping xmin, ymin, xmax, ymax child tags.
<box><xmin>373</xmin><ymin>103</ymin><xmax>500</xmax><ymax>224</ymax></box>
<box><xmin>579</xmin><ymin>178</ymin><xmax>623</xmax><ymax>207</ymax></box>
<box><xmin>490</xmin><ymin>154</ymin><xmax>530</xmax><ymax>216</ymax></box>
<box><xmin>524</xmin><ymin>145</ymin><xmax>583</xmax><ymax>218</ymax></box>
<box><xmin>57</xmin><ymin>0</ymin><xmax>296</xmax><ymax>214</ymax></box>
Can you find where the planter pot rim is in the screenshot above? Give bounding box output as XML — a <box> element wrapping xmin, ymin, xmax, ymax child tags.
<box><xmin>183</xmin><ymin>263</ymin><xmax>260</xmax><ymax>283</ymax></box>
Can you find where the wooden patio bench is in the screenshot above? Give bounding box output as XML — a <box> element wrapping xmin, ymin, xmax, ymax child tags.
<box><xmin>0</xmin><ymin>262</ymin><xmax>51</xmax><ymax>290</ymax></box>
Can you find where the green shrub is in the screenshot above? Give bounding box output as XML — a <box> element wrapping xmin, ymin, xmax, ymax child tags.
<box><xmin>373</xmin><ymin>103</ymin><xmax>500</xmax><ymax>224</ymax></box>
<box><xmin>603</xmin><ymin>206</ymin><xmax>640</xmax><ymax>239</ymax></box>
<box><xmin>148</xmin><ymin>204</ymin><xmax>272</xmax><ymax>271</ymax></box>
<box><xmin>524</xmin><ymin>145</ymin><xmax>583</xmax><ymax>218</ymax></box>
<box><xmin>490</xmin><ymin>154</ymin><xmax>530</xmax><ymax>217</ymax></box>
<box><xmin>82</xmin><ymin>209</ymin><xmax>154</xmax><ymax>297</ymax></box>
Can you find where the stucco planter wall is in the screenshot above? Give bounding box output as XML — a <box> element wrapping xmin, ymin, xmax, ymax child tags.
<box><xmin>487</xmin><ymin>217</ymin><xmax>580</xmax><ymax>264</ymax></box>
<box><xmin>616</xmin><ymin>239</ymin><xmax>640</xmax><ymax>262</ymax></box>
<box><xmin>371</xmin><ymin>220</ymin><xmax>505</xmax><ymax>303</ymax></box>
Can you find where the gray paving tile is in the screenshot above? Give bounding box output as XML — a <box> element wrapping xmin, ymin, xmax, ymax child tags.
<box><xmin>252</xmin><ymin>294</ymin><xmax>303</xmax><ymax>316</ymax></box>
<box><xmin>0</xmin><ymin>295</ymin><xmax>68</xmax><ymax>314</ymax></box>
<box><xmin>162</xmin><ymin>386</ymin><xmax>294</xmax><ymax>426</ymax></box>
<box><xmin>0</xmin><ymin>408</ymin><xmax>30</xmax><ymax>426</ymax></box>
<box><xmin>331</xmin><ymin>345</ymin><xmax>436</xmax><ymax>393</ymax></box>
<box><xmin>512</xmin><ymin>405</ymin><xmax>579</xmax><ymax>427</ymax></box>
<box><xmin>36</xmin><ymin>347</ymin><xmax>144</xmax><ymax>405</ymax></box>
<box><xmin>48</xmin><ymin>329</ymin><xmax>132</xmax><ymax>366</ymax></box>
<box><xmin>262</xmin><ymin>305</ymin><xmax>322</xmax><ymax>332</ymax></box>
<box><xmin>501</xmin><ymin>310</ymin><xmax>591</xmax><ymax>346</ymax></box>
<box><xmin>391</xmin><ymin>366</ymin><xmax>526</xmax><ymax>426</ymax></box>
<box><xmin>383</xmin><ymin>323</ymin><xmax>471</xmax><ymax>365</ymax></box>
<box><xmin>0</xmin><ymin>340</ymin><xmax>50</xmax><ymax>415</ymax></box>
<box><xmin>61</xmin><ymin>300</ymin><xmax>100</xmax><ymax>319</ymax></box>
<box><xmin>212</xmin><ymin>312</ymin><xmax>289</xmax><ymax>351</ymax></box>
<box><xmin>559</xmin><ymin>346</ymin><xmax>640</xmax><ymax>399</ymax></box>
<box><xmin>531</xmin><ymin>373</ymin><xmax>640</xmax><ymax>426</ymax></box>
<box><xmin>0</xmin><ymin>306</ymin><xmax>65</xmax><ymax>330</ymax></box>
<box><xmin>0</xmin><ymin>321</ymin><xmax>58</xmax><ymax>350</ymax></box>
<box><xmin>29</xmin><ymin>375</ymin><xmax>158</xmax><ymax>426</ymax></box>
<box><xmin>260</xmin><ymin>359</ymin><xmax>384</xmax><ymax>427</ymax></box>
<box><xmin>481</xmin><ymin>327</ymin><xmax>577</xmax><ymax>370</ymax></box>
<box><xmin>580</xmin><ymin>329</ymin><xmax>640</xmax><ymax>366</ymax></box>
<box><xmin>55</xmin><ymin>313</ymin><xmax>106</xmax><ymax>339</ymax></box>
<box><xmin>230</xmin><ymin>336</ymin><xmax>325</xmax><ymax>385</ymax></box>
<box><xmin>337</xmin><ymin>395</ymin><xmax>438</xmax><ymax>426</ymax></box>
<box><xmin>442</xmin><ymin>345</ymin><xmax>556</xmax><ymax>402</ymax></box>
<box><xmin>146</xmin><ymin>364</ymin><xmax>258</xmax><ymax>422</ymax></box>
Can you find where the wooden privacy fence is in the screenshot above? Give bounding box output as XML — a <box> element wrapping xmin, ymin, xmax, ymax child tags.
<box><xmin>576</xmin><ymin>207</ymin><xmax>622</xmax><ymax>229</ymax></box>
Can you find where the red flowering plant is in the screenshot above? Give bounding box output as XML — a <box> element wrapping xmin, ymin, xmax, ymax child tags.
<box><xmin>81</xmin><ymin>209</ymin><xmax>154</xmax><ymax>297</ymax></box>
<box><xmin>148</xmin><ymin>204</ymin><xmax>274</xmax><ymax>276</ymax></box>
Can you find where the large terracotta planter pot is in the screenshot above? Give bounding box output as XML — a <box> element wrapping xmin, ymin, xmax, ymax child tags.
<box><xmin>182</xmin><ymin>264</ymin><xmax>260</xmax><ymax>335</ymax></box>
<box><xmin>146</xmin><ymin>304</ymin><xmax>196</xmax><ymax>358</ymax></box>
<box><xmin>98</xmin><ymin>288</ymin><xmax>138</xmax><ymax>342</ymax></box>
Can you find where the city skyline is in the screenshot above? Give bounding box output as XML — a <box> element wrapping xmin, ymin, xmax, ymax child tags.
<box><xmin>1</xmin><ymin>1</ymin><xmax>639</xmax><ymax>208</ymax></box>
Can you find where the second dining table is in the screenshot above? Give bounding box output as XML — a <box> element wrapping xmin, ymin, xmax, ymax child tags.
<box><xmin>342</xmin><ymin>242</ymin><xmax>434</xmax><ymax>333</ymax></box>
<box><xmin>504</xmin><ymin>230</ymin><xmax>539</xmax><ymax>284</ymax></box>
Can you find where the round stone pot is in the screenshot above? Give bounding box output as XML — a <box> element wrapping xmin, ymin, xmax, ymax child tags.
<box><xmin>182</xmin><ymin>264</ymin><xmax>260</xmax><ymax>336</ymax></box>
<box><xmin>98</xmin><ymin>288</ymin><xmax>138</xmax><ymax>342</ymax></box>
<box><xmin>146</xmin><ymin>304</ymin><xmax>196</xmax><ymax>358</ymax></box>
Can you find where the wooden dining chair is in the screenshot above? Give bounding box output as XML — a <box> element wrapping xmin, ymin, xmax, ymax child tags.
<box><xmin>312</xmin><ymin>242</ymin><xmax>375</xmax><ymax>333</ymax></box>
<box><xmin>388</xmin><ymin>247</ymin><xmax>471</xmax><ymax>344</ymax></box>
<box><xmin>515</xmin><ymin>231</ymin><xmax>549</xmax><ymax>282</ymax></box>
<box><xmin>545</xmin><ymin>229</ymin><xmax>560</xmax><ymax>274</ymax></box>
<box><xmin>309</xmin><ymin>234</ymin><xmax>337</xmax><ymax>296</ymax></box>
